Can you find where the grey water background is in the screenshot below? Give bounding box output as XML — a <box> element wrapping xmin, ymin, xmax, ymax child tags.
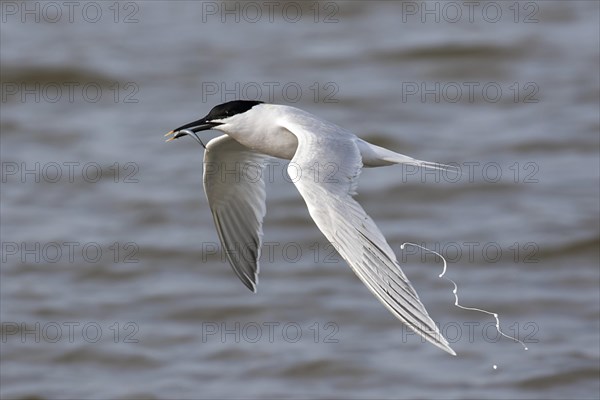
<box><xmin>1</xmin><ymin>1</ymin><xmax>599</xmax><ymax>399</ymax></box>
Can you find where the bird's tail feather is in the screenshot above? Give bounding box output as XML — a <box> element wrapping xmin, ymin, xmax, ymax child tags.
<box><xmin>357</xmin><ymin>140</ymin><xmax>458</xmax><ymax>173</ymax></box>
<box><xmin>381</xmin><ymin>152</ymin><xmax>457</xmax><ymax>172</ymax></box>
<box><xmin>358</xmin><ymin>140</ymin><xmax>457</xmax><ymax>171</ymax></box>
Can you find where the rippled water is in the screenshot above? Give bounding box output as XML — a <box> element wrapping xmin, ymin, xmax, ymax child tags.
<box><xmin>1</xmin><ymin>1</ymin><xmax>599</xmax><ymax>399</ymax></box>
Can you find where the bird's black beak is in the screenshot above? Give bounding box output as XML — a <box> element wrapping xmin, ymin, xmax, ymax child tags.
<box><xmin>164</xmin><ymin>117</ymin><xmax>222</xmax><ymax>142</ymax></box>
<box><xmin>172</xmin><ymin>117</ymin><xmax>221</xmax><ymax>133</ymax></box>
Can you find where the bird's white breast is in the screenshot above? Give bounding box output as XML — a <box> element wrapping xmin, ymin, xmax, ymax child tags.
<box><xmin>217</xmin><ymin>104</ymin><xmax>299</xmax><ymax>160</ymax></box>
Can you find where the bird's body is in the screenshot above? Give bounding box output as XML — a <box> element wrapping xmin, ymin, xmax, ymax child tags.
<box><xmin>166</xmin><ymin>100</ymin><xmax>456</xmax><ymax>355</ymax></box>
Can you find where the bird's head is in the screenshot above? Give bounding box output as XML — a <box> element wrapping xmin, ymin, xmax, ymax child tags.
<box><xmin>165</xmin><ymin>100</ymin><xmax>264</xmax><ymax>145</ymax></box>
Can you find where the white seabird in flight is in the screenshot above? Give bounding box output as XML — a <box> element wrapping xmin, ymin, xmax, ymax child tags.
<box><xmin>166</xmin><ymin>100</ymin><xmax>456</xmax><ymax>355</ymax></box>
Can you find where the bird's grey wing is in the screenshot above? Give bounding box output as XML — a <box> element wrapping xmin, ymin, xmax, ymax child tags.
<box><xmin>203</xmin><ymin>135</ymin><xmax>270</xmax><ymax>292</ymax></box>
<box><xmin>280</xmin><ymin>118</ymin><xmax>456</xmax><ymax>355</ymax></box>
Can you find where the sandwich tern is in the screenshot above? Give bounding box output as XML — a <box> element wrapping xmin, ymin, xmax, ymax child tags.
<box><xmin>166</xmin><ymin>100</ymin><xmax>456</xmax><ymax>355</ymax></box>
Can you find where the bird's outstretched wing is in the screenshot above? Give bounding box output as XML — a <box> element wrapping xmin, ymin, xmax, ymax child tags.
<box><xmin>203</xmin><ymin>135</ymin><xmax>269</xmax><ymax>292</ymax></box>
<box><xmin>280</xmin><ymin>116</ymin><xmax>456</xmax><ymax>355</ymax></box>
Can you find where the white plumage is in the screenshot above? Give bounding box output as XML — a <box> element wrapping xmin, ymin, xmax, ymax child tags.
<box><xmin>167</xmin><ymin>101</ymin><xmax>456</xmax><ymax>355</ymax></box>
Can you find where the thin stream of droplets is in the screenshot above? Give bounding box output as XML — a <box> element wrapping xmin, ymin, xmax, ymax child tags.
<box><xmin>400</xmin><ymin>242</ymin><xmax>529</xmax><ymax>357</ymax></box>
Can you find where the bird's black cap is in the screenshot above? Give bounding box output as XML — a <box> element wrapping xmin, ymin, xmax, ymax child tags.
<box><xmin>170</xmin><ymin>100</ymin><xmax>264</xmax><ymax>132</ymax></box>
<box><xmin>205</xmin><ymin>100</ymin><xmax>264</xmax><ymax>121</ymax></box>
<box><xmin>166</xmin><ymin>100</ymin><xmax>264</xmax><ymax>141</ymax></box>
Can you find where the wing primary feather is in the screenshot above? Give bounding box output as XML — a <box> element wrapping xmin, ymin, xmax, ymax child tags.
<box><xmin>280</xmin><ymin>114</ymin><xmax>456</xmax><ymax>355</ymax></box>
<box><xmin>203</xmin><ymin>135</ymin><xmax>269</xmax><ymax>292</ymax></box>
<box><xmin>213</xmin><ymin>212</ymin><xmax>257</xmax><ymax>292</ymax></box>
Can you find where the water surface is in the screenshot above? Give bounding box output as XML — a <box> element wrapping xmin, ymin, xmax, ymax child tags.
<box><xmin>1</xmin><ymin>1</ymin><xmax>599</xmax><ymax>399</ymax></box>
